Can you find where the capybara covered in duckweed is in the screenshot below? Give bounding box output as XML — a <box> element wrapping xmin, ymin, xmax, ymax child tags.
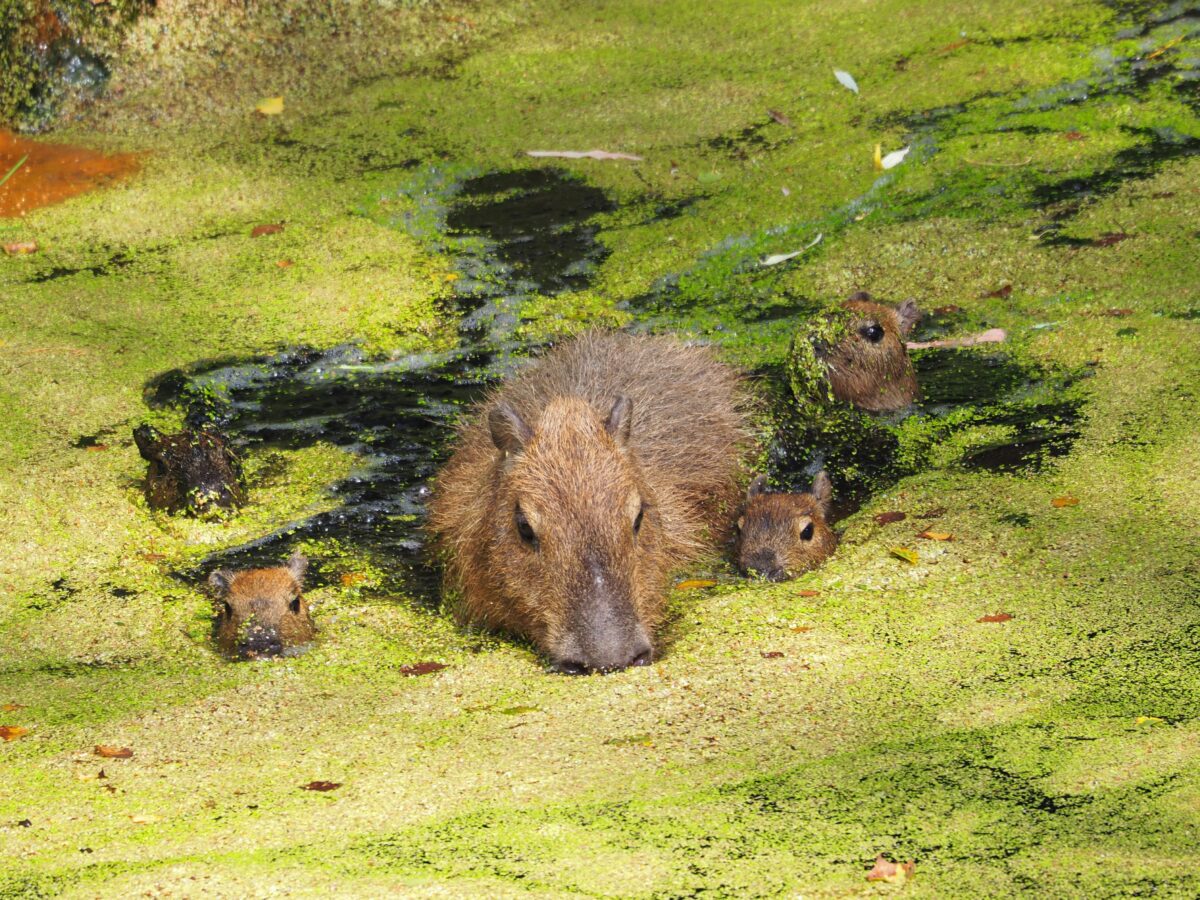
<box><xmin>208</xmin><ymin>552</ymin><xmax>316</xmax><ymax>660</ymax></box>
<box><xmin>428</xmin><ymin>331</ymin><xmax>753</xmax><ymax>674</ymax></box>
<box><xmin>791</xmin><ymin>292</ymin><xmax>921</xmax><ymax>413</ymax></box>
<box><xmin>736</xmin><ymin>471</ymin><xmax>837</xmax><ymax>582</ymax></box>
<box><xmin>133</xmin><ymin>423</ymin><xmax>245</xmax><ymax>516</ymax></box>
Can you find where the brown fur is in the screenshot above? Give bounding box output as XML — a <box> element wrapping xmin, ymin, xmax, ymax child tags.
<box><xmin>820</xmin><ymin>292</ymin><xmax>920</xmax><ymax>412</ymax></box>
<box><xmin>209</xmin><ymin>553</ymin><xmax>315</xmax><ymax>659</ymax></box>
<box><xmin>736</xmin><ymin>472</ymin><xmax>837</xmax><ymax>581</ymax></box>
<box><xmin>133</xmin><ymin>424</ymin><xmax>245</xmax><ymax>515</ymax></box>
<box><xmin>427</xmin><ymin>331</ymin><xmax>751</xmax><ymax>672</ymax></box>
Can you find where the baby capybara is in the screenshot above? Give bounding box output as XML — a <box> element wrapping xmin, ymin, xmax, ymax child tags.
<box><xmin>736</xmin><ymin>471</ymin><xmax>837</xmax><ymax>582</ymax></box>
<box><xmin>813</xmin><ymin>292</ymin><xmax>921</xmax><ymax>412</ymax></box>
<box><xmin>208</xmin><ymin>552</ymin><xmax>316</xmax><ymax>659</ymax></box>
<box><xmin>133</xmin><ymin>424</ymin><xmax>245</xmax><ymax>515</ymax></box>
<box><xmin>428</xmin><ymin>331</ymin><xmax>751</xmax><ymax>674</ymax></box>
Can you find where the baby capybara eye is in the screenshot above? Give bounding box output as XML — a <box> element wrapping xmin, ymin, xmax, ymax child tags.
<box><xmin>736</xmin><ymin>472</ymin><xmax>837</xmax><ymax>581</ymax></box>
<box><xmin>859</xmin><ymin>323</ymin><xmax>885</xmax><ymax>343</ymax></box>
<box><xmin>800</xmin><ymin>522</ymin><xmax>815</xmax><ymax>541</ymax></box>
<box><xmin>208</xmin><ymin>552</ymin><xmax>315</xmax><ymax>660</ymax></box>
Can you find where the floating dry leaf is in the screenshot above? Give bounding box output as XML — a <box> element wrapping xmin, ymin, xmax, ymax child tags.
<box><xmin>1051</xmin><ymin>496</ymin><xmax>1079</xmax><ymax>508</ymax></box>
<box><xmin>795</xmin><ymin>589</ymin><xmax>820</xmax><ymax>598</ymax></box>
<box><xmin>129</xmin><ymin>814</ymin><xmax>161</xmax><ymax>825</ymax></box>
<box><xmin>790</xmin><ymin>625</ymin><xmax>813</xmax><ymax>633</ymax></box>
<box><xmin>933</xmin><ymin>305</ymin><xmax>962</xmax><ymax>315</ymax></box>
<box><xmin>276</xmin><ymin>259</ymin><xmax>294</xmax><ymax>268</ymax></box>
<box><xmin>833</xmin><ymin>68</ymin><xmax>859</xmax><ymax>94</ymax></box>
<box><xmin>874</xmin><ymin>511</ymin><xmax>906</xmax><ymax>525</ymax></box>
<box><xmin>760</xmin><ymin>651</ymin><xmax>785</xmax><ymax>659</ymax></box>
<box><xmin>255</xmin><ymin>96</ymin><xmax>284</xmax><ymax>116</ymax></box>
<box><xmin>760</xmin><ymin>232</ymin><xmax>822</xmax><ymax>267</ymax></box>
<box><xmin>918</xmin><ymin>507</ymin><xmax>947</xmax><ymax>519</ymax></box>
<box><xmin>526</xmin><ymin>149</ymin><xmax>643</xmax><ymax>161</ymax></box>
<box><xmin>3</xmin><ymin>241</ymin><xmax>38</xmax><ymax>255</ymax></box>
<box><xmin>302</xmin><ymin>781</ymin><xmax>341</xmax><ymax>792</ymax></box>
<box><xmin>500</xmin><ymin>705</ymin><xmax>541</xmax><ymax>716</ymax></box>
<box><xmin>873</xmin><ymin>143</ymin><xmax>882</xmax><ymax>171</ymax></box>
<box><xmin>0</xmin><ymin>725</ymin><xmax>29</xmax><ymax>741</ymax></box>
<box><xmin>251</xmin><ymin>223</ymin><xmax>284</xmax><ymax>238</ymax></box>
<box><xmin>94</xmin><ymin>745</ymin><xmax>133</xmax><ymax>759</ymax></box>
<box><xmin>917</xmin><ymin>531</ymin><xmax>954</xmax><ymax>541</ymax></box>
<box><xmin>604</xmin><ymin>734</ymin><xmax>654</xmax><ymax>747</ymax></box>
<box><xmin>866</xmin><ymin>856</ymin><xmax>915</xmax><ymax>883</ymax></box>
<box><xmin>1135</xmin><ymin>715</ymin><xmax>1165</xmax><ymax>726</ymax></box>
<box><xmin>2</xmin><ymin>703</ymin><xmax>25</xmax><ymax>713</ymax></box>
<box><xmin>978</xmin><ymin>612</ymin><xmax>1014</xmax><ymax>623</ymax></box>
<box><xmin>982</xmin><ymin>284</ymin><xmax>1013</xmax><ymax>299</ymax></box>
<box><xmin>340</xmin><ymin>572</ymin><xmax>367</xmax><ymax>587</ymax></box>
<box><xmin>1062</xmin><ymin>130</ymin><xmax>1086</xmax><ymax>141</ymax></box>
<box><xmin>1102</xmin><ymin>308</ymin><xmax>1133</xmax><ymax>317</ymax></box>
<box><xmin>1146</xmin><ymin>35</ymin><xmax>1184</xmax><ymax>59</ymax></box>
<box><xmin>676</xmin><ymin>579</ymin><xmax>718</xmax><ymax>590</ymax></box>
<box><xmin>1091</xmin><ymin>232</ymin><xmax>1130</xmax><ymax>247</ymax></box>
<box><xmin>767</xmin><ymin>109</ymin><xmax>793</xmax><ymax>127</ymax></box>
<box><xmin>890</xmin><ymin>546</ymin><xmax>919</xmax><ymax>565</ymax></box>
<box><xmin>906</xmin><ymin>328</ymin><xmax>1007</xmax><ymax>351</ymax></box>
<box><xmin>398</xmin><ymin>662</ymin><xmax>448</xmax><ymax>677</ymax></box>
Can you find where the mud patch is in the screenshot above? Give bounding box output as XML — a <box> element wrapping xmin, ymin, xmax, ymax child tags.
<box><xmin>0</xmin><ymin>129</ymin><xmax>139</xmax><ymax>217</ymax></box>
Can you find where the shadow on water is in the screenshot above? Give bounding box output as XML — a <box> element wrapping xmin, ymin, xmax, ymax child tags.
<box><xmin>147</xmin><ymin>167</ymin><xmax>616</xmax><ymax>603</ymax></box>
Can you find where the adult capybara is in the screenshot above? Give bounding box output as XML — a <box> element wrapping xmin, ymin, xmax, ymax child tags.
<box><xmin>208</xmin><ymin>552</ymin><xmax>315</xmax><ymax>659</ymax></box>
<box><xmin>736</xmin><ymin>471</ymin><xmax>837</xmax><ymax>582</ymax></box>
<box><xmin>133</xmin><ymin>424</ymin><xmax>245</xmax><ymax>515</ymax></box>
<box><xmin>809</xmin><ymin>292</ymin><xmax>921</xmax><ymax>412</ymax></box>
<box><xmin>428</xmin><ymin>331</ymin><xmax>752</xmax><ymax>674</ymax></box>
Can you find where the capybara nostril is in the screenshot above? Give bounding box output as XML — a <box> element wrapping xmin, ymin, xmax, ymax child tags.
<box><xmin>627</xmin><ymin>647</ymin><xmax>654</xmax><ymax>668</ymax></box>
<box><xmin>551</xmin><ymin>658</ymin><xmax>591</xmax><ymax>676</ymax></box>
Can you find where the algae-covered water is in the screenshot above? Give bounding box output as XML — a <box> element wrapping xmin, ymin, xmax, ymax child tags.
<box><xmin>1</xmin><ymin>0</ymin><xmax>1199</xmax><ymax>896</ymax></box>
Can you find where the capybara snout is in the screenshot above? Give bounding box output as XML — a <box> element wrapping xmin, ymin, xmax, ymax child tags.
<box><xmin>429</xmin><ymin>332</ymin><xmax>751</xmax><ymax>673</ymax></box>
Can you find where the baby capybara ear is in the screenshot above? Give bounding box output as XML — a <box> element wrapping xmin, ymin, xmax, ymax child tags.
<box><xmin>746</xmin><ymin>474</ymin><xmax>769</xmax><ymax>501</ymax></box>
<box><xmin>285</xmin><ymin>551</ymin><xmax>308</xmax><ymax>584</ymax></box>
<box><xmin>488</xmin><ymin>401</ymin><xmax>532</xmax><ymax>454</ymax></box>
<box><xmin>605</xmin><ymin>395</ymin><xmax>633</xmax><ymax>446</ymax></box>
<box><xmin>207</xmin><ymin>569</ymin><xmax>235</xmax><ymax>595</ymax></box>
<box><xmin>811</xmin><ymin>471</ymin><xmax>833</xmax><ymax>515</ymax></box>
<box><xmin>132</xmin><ymin>424</ymin><xmax>164</xmax><ymax>462</ymax></box>
<box><xmin>896</xmin><ymin>298</ymin><xmax>921</xmax><ymax>336</ymax></box>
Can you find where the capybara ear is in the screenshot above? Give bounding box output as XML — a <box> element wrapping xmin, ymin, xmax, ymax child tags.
<box><xmin>132</xmin><ymin>424</ymin><xmax>164</xmax><ymax>462</ymax></box>
<box><xmin>605</xmin><ymin>395</ymin><xmax>633</xmax><ymax>446</ymax></box>
<box><xmin>746</xmin><ymin>474</ymin><xmax>769</xmax><ymax>501</ymax></box>
<box><xmin>285</xmin><ymin>551</ymin><xmax>308</xmax><ymax>583</ymax></box>
<box><xmin>811</xmin><ymin>471</ymin><xmax>833</xmax><ymax>513</ymax></box>
<box><xmin>488</xmin><ymin>401</ymin><xmax>532</xmax><ymax>454</ymax></box>
<box><xmin>896</xmin><ymin>298</ymin><xmax>921</xmax><ymax>336</ymax></box>
<box><xmin>847</xmin><ymin>290</ymin><xmax>873</xmax><ymax>302</ymax></box>
<box><xmin>207</xmin><ymin>569</ymin><xmax>234</xmax><ymax>594</ymax></box>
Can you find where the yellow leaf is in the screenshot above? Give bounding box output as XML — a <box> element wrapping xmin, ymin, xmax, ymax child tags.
<box><xmin>1135</xmin><ymin>715</ymin><xmax>1164</xmax><ymax>726</ymax></box>
<box><xmin>255</xmin><ymin>96</ymin><xmax>284</xmax><ymax>116</ymax></box>
<box><xmin>676</xmin><ymin>579</ymin><xmax>717</xmax><ymax>590</ymax></box>
<box><xmin>889</xmin><ymin>546</ymin><xmax>919</xmax><ymax>565</ymax></box>
<box><xmin>1051</xmin><ymin>496</ymin><xmax>1079</xmax><ymax>508</ymax></box>
<box><xmin>917</xmin><ymin>531</ymin><xmax>954</xmax><ymax>541</ymax></box>
<box><xmin>129</xmin><ymin>814</ymin><xmax>161</xmax><ymax>825</ymax></box>
<box><xmin>0</xmin><ymin>725</ymin><xmax>29</xmax><ymax>741</ymax></box>
<box><xmin>873</xmin><ymin>143</ymin><xmax>883</xmax><ymax>171</ymax></box>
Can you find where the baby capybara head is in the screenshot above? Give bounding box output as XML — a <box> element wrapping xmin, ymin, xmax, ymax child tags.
<box><xmin>133</xmin><ymin>424</ymin><xmax>245</xmax><ymax>516</ymax></box>
<box><xmin>736</xmin><ymin>472</ymin><xmax>837</xmax><ymax>582</ymax></box>
<box><xmin>484</xmin><ymin>395</ymin><xmax>658</xmax><ymax>674</ymax></box>
<box><xmin>208</xmin><ymin>552</ymin><xmax>315</xmax><ymax>660</ymax></box>
<box><xmin>813</xmin><ymin>292</ymin><xmax>921</xmax><ymax>412</ymax></box>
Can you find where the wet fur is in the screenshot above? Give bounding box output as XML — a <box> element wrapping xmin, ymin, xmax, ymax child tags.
<box><xmin>428</xmin><ymin>331</ymin><xmax>752</xmax><ymax>666</ymax></box>
<box><xmin>209</xmin><ymin>553</ymin><xmax>314</xmax><ymax>659</ymax></box>
<box><xmin>821</xmin><ymin>292</ymin><xmax>920</xmax><ymax>412</ymax></box>
<box><xmin>133</xmin><ymin>424</ymin><xmax>245</xmax><ymax>514</ymax></box>
<box><xmin>736</xmin><ymin>473</ymin><xmax>837</xmax><ymax>581</ymax></box>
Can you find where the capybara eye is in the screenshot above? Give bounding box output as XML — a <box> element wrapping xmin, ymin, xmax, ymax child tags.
<box><xmin>514</xmin><ymin>506</ymin><xmax>538</xmax><ymax>547</ymax></box>
<box><xmin>633</xmin><ymin>505</ymin><xmax>645</xmax><ymax>536</ymax></box>
<box><xmin>290</xmin><ymin>595</ymin><xmax>302</xmax><ymax>614</ymax></box>
<box><xmin>859</xmin><ymin>323</ymin><xmax>885</xmax><ymax>343</ymax></box>
<box><xmin>800</xmin><ymin>522</ymin><xmax>815</xmax><ymax>541</ymax></box>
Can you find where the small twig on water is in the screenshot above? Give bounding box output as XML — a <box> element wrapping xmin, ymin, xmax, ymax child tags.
<box><xmin>0</xmin><ymin>154</ymin><xmax>29</xmax><ymax>191</ymax></box>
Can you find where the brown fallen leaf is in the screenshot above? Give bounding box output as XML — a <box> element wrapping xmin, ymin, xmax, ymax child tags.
<box><xmin>874</xmin><ymin>511</ymin><xmax>906</xmax><ymax>525</ymax></box>
<box><xmin>981</xmin><ymin>284</ymin><xmax>1012</xmax><ymax>299</ymax></box>
<box><xmin>933</xmin><ymin>304</ymin><xmax>962</xmax><ymax>315</ymax></box>
<box><xmin>676</xmin><ymin>579</ymin><xmax>717</xmax><ymax>590</ymax></box>
<box><xmin>2</xmin><ymin>703</ymin><xmax>25</xmax><ymax>713</ymax></box>
<box><xmin>795</xmin><ymin>589</ymin><xmax>820</xmax><ymax>598</ymax></box>
<box><xmin>866</xmin><ymin>855</ymin><xmax>915</xmax><ymax>883</ymax></box>
<box><xmin>94</xmin><ymin>745</ymin><xmax>133</xmax><ymax>759</ymax></box>
<box><xmin>340</xmin><ymin>572</ymin><xmax>367</xmax><ymax>587</ymax></box>
<box><xmin>140</xmin><ymin>552</ymin><xmax>166</xmax><ymax>562</ymax></box>
<box><xmin>302</xmin><ymin>781</ymin><xmax>341</xmax><ymax>792</ymax></box>
<box><xmin>1091</xmin><ymin>232</ymin><xmax>1130</xmax><ymax>247</ymax></box>
<box><xmin>1051</xmin><ymin>496</ymin><xmax>1079</xmax><ymax>508</ymax></box>
<box><xmin>918</xmin><ymin>507</ymin><xmax>947</xmax><ymax>519</ymax></box>
<box><xmin>790</xmin><ymin>625</ymin><xmax>813</xmax><ymax>633</ymax></box>
<box><xmin>767</xmin><ymin>109</ymin><xmax>793</xmax><ymax>127</ymax></box>
<box><xmin>251</xmin><ymin>223</ymin><xmax>284</xmax><ymax>238</ymax></box>
<box><xmin>1</xmin><ymin>725</ymin><xmax>29</xmax><ymax>741</ymax></box>
<box><xmin>917</xmin><ymin>531</ymin><xmax>954</xmax><ymax>541</ymax></box>
<box><xmin>978</xmin><ymin>612</ymin><xmax>1014</xmax><ymax>623</ymax></box>
<box><xmin>84</xmin><ymin>443</ymin><xmax>108</xmax><ymax>452</ymax></box>
<box><xmin>1102</xmin><ymin>308</ymin><xmax>1133</xmax><ymax>317</ymax></box>
<box><xmin>937</xmin><ymin>38</ymin><xmax>970</xmax><ymax>54</ymax></box>
<box><xmin>276</xmin><ymin>259</ymin><xmax>294</xmax><ymax>268</ymax></box>
<box><xmin>1062</xmin><ymin>130</ymin><xmax>1086</xmax><ymax>141</ymax></box>
<box><xmin>398</xmin><ymin>662</ymin><xmax>448</xmax><ymax>677</ymax></box>
<box><xmin>760</xmin><ymin>651</ymin><xmax>785</xmax><ymax>659</ymax></box>
<box><xmin>3</xmin><ymin>241</ymin><xmax>38</xmax><ymax>255</ymax></box>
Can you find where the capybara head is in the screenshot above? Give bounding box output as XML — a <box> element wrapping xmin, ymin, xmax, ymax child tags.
<box><xmin>736</xmin><ymin>472</ymin><xmax>837</xmax><ymax>582</ymax></box>
<box><xmin>484</xmin><ymin>396</ymin><xmax>656</xmax><ymax>674</ymax></box>
<box><xmin>812</xmin><ymin>292</ymin><xmax>921</xmax><ymax>412</ymax></box>
<box><xmin>133</xmin><ymin>424</ymin><xmax>245</xmax><ymax>515</ymax></box>
<box><xmin>208</xmin><ymin>552</ymin><xmax>315</xmax><ymax>659</ymax></box>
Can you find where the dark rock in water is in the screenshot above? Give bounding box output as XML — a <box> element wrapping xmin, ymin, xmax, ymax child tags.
<box><xmin>132</xmin><ymin>424</ymin><xmax>245</xmax><ymax>516</ymax></box>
